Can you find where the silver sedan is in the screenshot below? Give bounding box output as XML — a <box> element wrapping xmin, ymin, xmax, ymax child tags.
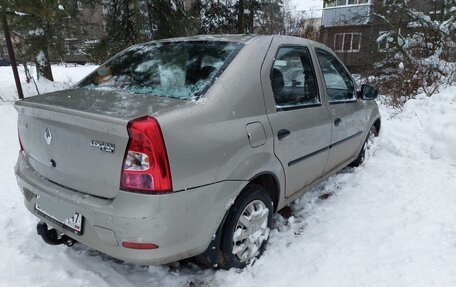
<box><xmin>15</xmin><ymin>35</ymin><xmax>380</xmax><ymax>269</ymax></box>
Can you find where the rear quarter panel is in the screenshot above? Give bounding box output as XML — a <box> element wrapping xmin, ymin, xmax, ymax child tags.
<box><xmin>156</xmin><ymin>36</ymin><xmax>284</xmax><ymax>192</ymax></box>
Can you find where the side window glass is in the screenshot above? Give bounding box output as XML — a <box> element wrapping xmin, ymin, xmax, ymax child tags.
<box><xmin>315</xmin><ymin>49</ymin><xmax>355</xmax><ymax>102</ymax></box>
<box><xmin>270</xmin><ymin>47</ymin><xmax>320</xmax><ymax>109</ymax></box>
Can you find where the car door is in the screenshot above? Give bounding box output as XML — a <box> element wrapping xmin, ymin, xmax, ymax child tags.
<box><xmin>264</xmin><ymin>44</ymin><xmax>332</xmax><ymax>198</ymax></box>
<box><xmin>314</xmin><ymin>48</ymin><xmax>366</xmax><ymax>173</ymax></box>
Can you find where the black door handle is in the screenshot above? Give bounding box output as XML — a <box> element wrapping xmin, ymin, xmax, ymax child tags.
<box><xmin>334</xmin><ymin>118</ymin><xmax>342</xmax><ymax>127</ymax></box>
<box><xmin>277</xmin><ymin>129</ymin><xmax>291</xmax><ymax>140</ymax></box>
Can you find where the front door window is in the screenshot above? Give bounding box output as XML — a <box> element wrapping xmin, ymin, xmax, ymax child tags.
<box><xmin>316</xmin><ymin>48</ymin><xmax>356</xmax><ymax>103</ymax></box>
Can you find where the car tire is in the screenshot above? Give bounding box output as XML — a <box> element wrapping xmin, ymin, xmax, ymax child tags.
<box><xmin>218</xmin><ymin>184</ymin><xmax>273</xmax><ymax>270</ymax></box>
<box><xmin>351</xmin><ymin>125</ymin><xmax>378</xmax><ymax>167</ymax></box>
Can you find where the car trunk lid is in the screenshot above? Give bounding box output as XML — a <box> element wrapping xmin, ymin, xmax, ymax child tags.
<box><xmin>15</xmin><ymin>88</ymin><xmax>184</xmax><ymax>199</ymax></box>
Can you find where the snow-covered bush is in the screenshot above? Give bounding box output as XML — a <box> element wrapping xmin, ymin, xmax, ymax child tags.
<box><xmin>372</xmin><ymin>1</ymin><xmax>455</xmax><ymax>106</ymax></box>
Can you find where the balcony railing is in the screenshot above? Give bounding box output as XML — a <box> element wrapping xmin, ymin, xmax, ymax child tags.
<box><xmin>322</xmin><ymin>2</ymin><xmax>372</xmax><ymax>27</ymax></box>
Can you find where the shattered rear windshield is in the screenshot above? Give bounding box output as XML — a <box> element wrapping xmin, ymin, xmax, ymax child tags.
<box><xmin>77</xmin><ymin>41</ymin><xmax>243</xmax><ymax>100</ymax></box>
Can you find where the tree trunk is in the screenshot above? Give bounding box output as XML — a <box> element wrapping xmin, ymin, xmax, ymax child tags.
<box><xmin>237</xmin><ymin>0</ymin><xmax>245</xmax><ymax>33</ymax></box>
<box><xmin>22</xmin><ymin>61</ymin><xmax>32</xmax><ymax>83</ymax></box>
<box><xmin>146</xmin><ymin>1</ymin><xmax>155</xmax><ymax>39</ymax></box>
<box><xmin>248</xmin><ymin>0</ymin><xmax>254</xmax><ymax>33</ymax></box>
<box><xmin>35</xmin><ymin>47</ymin><xmax>54</xmax><ymax>81</ymax></box>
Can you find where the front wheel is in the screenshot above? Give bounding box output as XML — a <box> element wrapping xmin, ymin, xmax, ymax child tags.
<box><xmin>218</xmin><ymin>185</ymin><xmax>273</xmax><ymax>269</ymax></box>
<box><xmin>351</xmin><ymin>125</ymin><xmax>378</xmax><ymax>167</ymax></box>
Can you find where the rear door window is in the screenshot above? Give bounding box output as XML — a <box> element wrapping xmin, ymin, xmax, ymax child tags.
<box><xmin>270</xmin><ymin>46</ymin><xmax>320</xmax><ymax>110</ymax></box>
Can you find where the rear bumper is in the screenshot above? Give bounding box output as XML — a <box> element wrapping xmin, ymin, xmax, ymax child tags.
<box><xmin>15</xmin><ymin>152</ymin><xmax>245</xmax><ymax>265</ymax></box>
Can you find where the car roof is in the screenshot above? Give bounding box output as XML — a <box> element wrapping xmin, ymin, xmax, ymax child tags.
<box><xmin>155</xmin><ymin>34</ymin><xmax>321</xmax><ymax>47</ymax></box>
<box><xmin>157</xmin><ymin>34</ymin><xmax>260</xmax><ymax>44</ymax></box>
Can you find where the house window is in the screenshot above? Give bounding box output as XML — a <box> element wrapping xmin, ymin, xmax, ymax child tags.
<box><xmin>334</xmin><ymin>33</ymin><xmax>361</xmax><ymax>52</ymax></box>
<box><xmin>324</xmin><ymin>0</ymin><xmax>370</xmax><ymax>7</ymax></box>
<box><xmin>382</xmin><ymin>0</ymin><xmax>401</xmax><ymax>5</ymax></box>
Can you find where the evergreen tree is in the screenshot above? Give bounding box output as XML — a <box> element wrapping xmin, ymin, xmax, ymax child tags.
<box><xmin>87</xmin><ymin>0</ymin><xmax>142</xmax><ymax>62</ymax></box>
<box><xmin>195</xmin><ymin>0</ymin><xmax>286</xmax><ymax>35</ymax></box>
<box><xmin>89</xmin><ymin>0</ymin><xmax>192</xmax><ymax>62</ymax></box>
<box><xmin>145</xmin><ymin>0</ymin><xmax>190</xmax><ymax>39</ymax></box>
<box><xmin>255</xmin><ymin>0</ymin><xmax>284</xmax><ymax>34</ymax></box>
<box><xmin>196</xmin><ymin>0</ymin><xmax>237</xmax><ymax>34</ymax></box>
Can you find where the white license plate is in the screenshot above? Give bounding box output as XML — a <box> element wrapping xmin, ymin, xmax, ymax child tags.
<box><xmin>35</xmin><ymin>203</ymin><xmax>83</xmax><ymax>235</ymax></box>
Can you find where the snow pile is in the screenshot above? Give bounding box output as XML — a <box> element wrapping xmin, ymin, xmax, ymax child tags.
<box><xmin>0</xmin><ymin>63</ymin><xmax>455</xmax><ymax>286</ymax></box>
<box><xmin>398</xmin><ymin>87</ymin><xmax>456</xmax><ymax>161</ymax></box>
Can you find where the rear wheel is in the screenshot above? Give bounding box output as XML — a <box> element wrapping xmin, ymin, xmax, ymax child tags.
<box><xmin>219</xmin><ymin>185</ymin><xmax>273</xmax><ymax>269</ymax></box>
<box><xmin>351</xmin><ymin>125</ymin><xmax>378</xmax><ymax>167</ymax></box>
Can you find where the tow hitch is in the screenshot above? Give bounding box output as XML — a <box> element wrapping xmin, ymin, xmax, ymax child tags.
<box><xmin>37</xmin><ymin>221</ymin><xmax>76</xmax><ymax>247</ymax></box>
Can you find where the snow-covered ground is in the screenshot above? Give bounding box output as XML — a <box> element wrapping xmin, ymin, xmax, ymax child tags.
<box><xmin>1</xmin><ymin>65</ymin><xmax>456</xmax><ymax>287</ymax></box>
<box><xmin>0</xmin><ymin>64</ymin><xmax>97</xmax><ymax>102</ymax></box>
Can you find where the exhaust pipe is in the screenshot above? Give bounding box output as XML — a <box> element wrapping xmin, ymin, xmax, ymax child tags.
<box><xmin>37</xmin><ymin>221</ymin><xmax>76</xmax><ymax>247</ymax></box>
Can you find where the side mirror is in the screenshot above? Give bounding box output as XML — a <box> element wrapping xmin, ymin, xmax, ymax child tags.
<box><xmin>357</xmin><ymin>84</ymin><xmax>378</xmax><ymax>100</ymax></box>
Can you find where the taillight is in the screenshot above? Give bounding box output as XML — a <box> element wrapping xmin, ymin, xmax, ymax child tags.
<box><xmin>18</xmin><ymin>129</ymin><xmax>24</xmax><ymax>151</ymax></box>
<box><xmin>120</xmin><ymin>116</ymin><xmax>172</xmax><ymax>194</ymax></box>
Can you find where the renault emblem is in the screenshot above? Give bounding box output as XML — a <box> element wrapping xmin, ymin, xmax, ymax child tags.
<box><xmin>44</xmin><ymin>127</ymin><xmax>52</xmax><ymax>145</ymax></box>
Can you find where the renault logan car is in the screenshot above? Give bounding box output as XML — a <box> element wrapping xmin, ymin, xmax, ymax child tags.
<box><xmin>15</xmin><ymin>35</ymin><xmax>380</xmax><ymax>269</ymax></box>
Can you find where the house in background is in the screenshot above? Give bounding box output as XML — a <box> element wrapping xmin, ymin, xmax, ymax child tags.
<box><xmin>299</xmin><ymin>16</ymin><xmax>322</xmax><ymax>41</ymax></box>
<box><xmin>319</xmin><ymin>0</ymin><xmax>449</xmax><ymax>73</ymax></box>
<box><xmin>61</xmin><ymin>2</ymin><xmax>105</xmax><ymax>63</ymax></box>
<box><xmin>319</xmin><ymin>0</ymin><xmax>388</xmax><ymax>73</ymax></box>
